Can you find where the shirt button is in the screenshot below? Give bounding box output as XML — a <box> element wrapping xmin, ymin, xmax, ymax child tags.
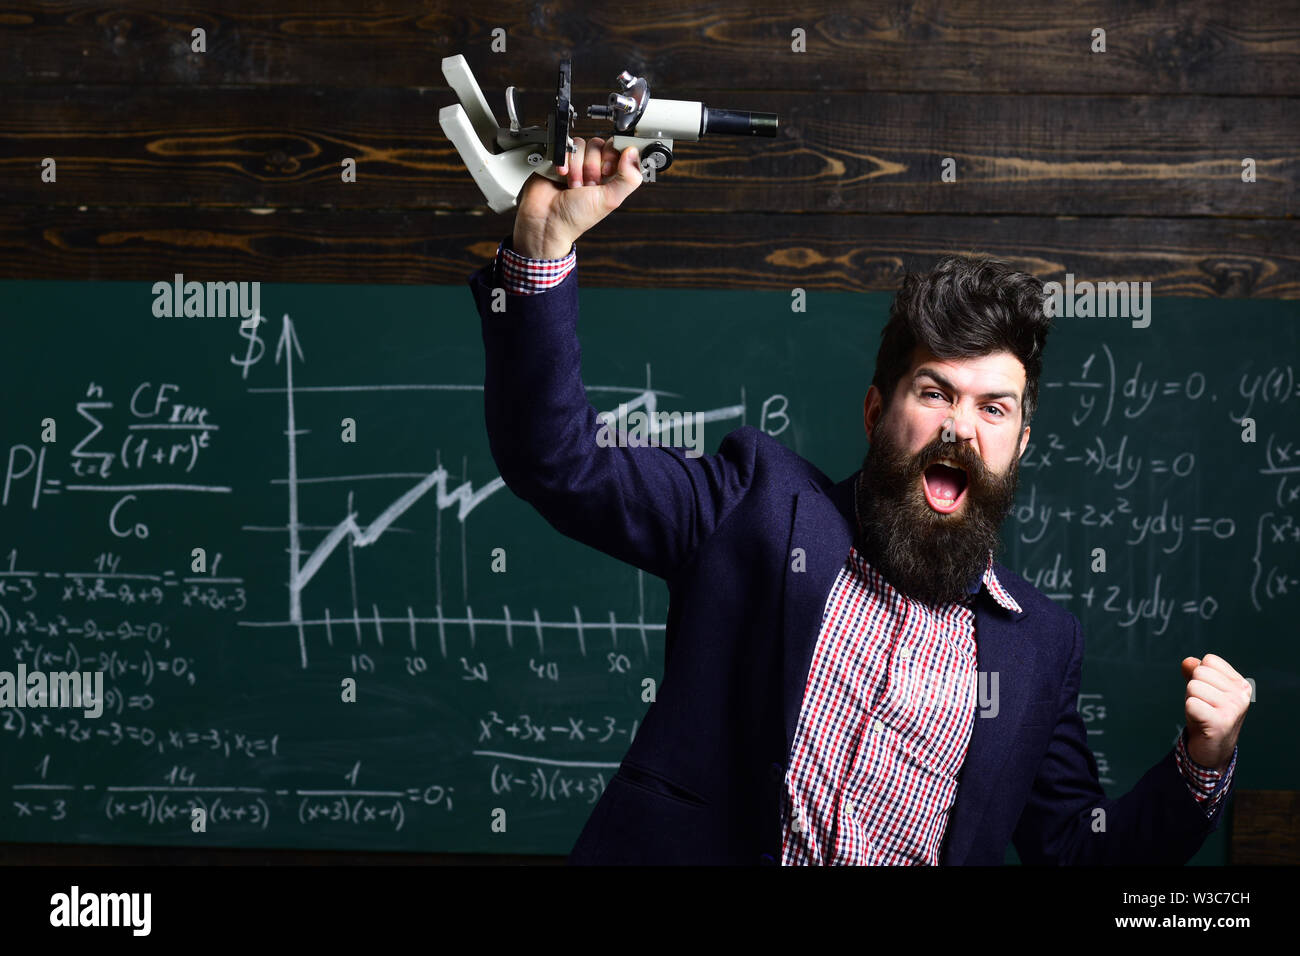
<box><xmin>899</xmin><ymin>647</ymin><xmax>911</xmax><ymax>660</ymax></box>
<box><xmin>873</xmin><ymin>719</ymin><xmax>884</xmax><ymax>734</ymax></box>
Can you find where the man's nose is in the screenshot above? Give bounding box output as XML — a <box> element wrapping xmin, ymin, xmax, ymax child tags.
<box><xmin>942</xmin><ymin>411</ymin><xmax>978</xmax><ymax>444</ymax></box>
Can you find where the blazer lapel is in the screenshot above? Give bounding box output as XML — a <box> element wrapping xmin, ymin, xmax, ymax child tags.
<box><xmin>780</xmin><ymin>474</ymin><xmax>856</xmax><ymax>756</ymax></box>
<box><xmin>939</xmin><ymin>596</ymin><xmax>1036</xmax><ymax>865</ymax></box>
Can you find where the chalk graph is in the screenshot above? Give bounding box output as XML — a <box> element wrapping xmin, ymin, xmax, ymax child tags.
<box><xmin>235</xmin><ymin>314</ymin><xmax>751</xmax><ymax>670</ymax></box>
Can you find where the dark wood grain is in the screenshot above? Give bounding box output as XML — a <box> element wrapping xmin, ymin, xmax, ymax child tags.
<box><xmin>2</xmin><ymin>1</ymin><xmax>1298</xmax><ymax>94</ymax></box>
<box><xmin>2</xmin><ymin>205</ymin><xmax>1291</xmax><ymax>295</ymax></box>
<box><xmin>1</xmin><ymin>87</ymin><xmax>1294</xmax><ymax>216</ymax></box>
<box><xmin>1229</xmin><ymin>791</ymin><xmax>1300</xmax><ymax>864</ymax></box>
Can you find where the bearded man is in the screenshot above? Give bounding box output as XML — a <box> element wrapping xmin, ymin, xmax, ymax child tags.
<box><xmin>467</xmin><ymin>137</ymin><xmax>1248</xmax><ymax>865</ymax></box>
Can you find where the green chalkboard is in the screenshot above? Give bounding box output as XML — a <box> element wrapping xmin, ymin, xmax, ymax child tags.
<box><xmin>1</xmin><ymin>278</ymin><xmax>1295</xmax><ymax>863</ymax></box>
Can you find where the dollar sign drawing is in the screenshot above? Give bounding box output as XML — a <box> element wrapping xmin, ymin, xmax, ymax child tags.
<box><xmin>231</xmin><ymin>316</ymin><xmax>265</xmax><ymax>379</ymax></box>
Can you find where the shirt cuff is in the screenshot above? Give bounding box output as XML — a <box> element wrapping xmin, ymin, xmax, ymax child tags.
<box><xmin>494</xmin><ymin>233</ymin><xmax>577</xmax><ymax>295</ymax></box>
<box><xmin>1174</xmin><ymin>726</ymin><xmax>1237</xmax><ymax>818</ymax></box>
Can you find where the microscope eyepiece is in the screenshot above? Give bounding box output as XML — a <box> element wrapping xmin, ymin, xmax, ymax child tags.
<box><xmin>702</xmin><ymin>108</ymin><xmax>778</xmax><ymax>137</ymax></box>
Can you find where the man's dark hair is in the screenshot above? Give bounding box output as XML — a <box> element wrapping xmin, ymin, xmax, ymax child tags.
<box><xmin>871</xmin><ymin>254</ymin><xmax>1051</xmax><ymax>429</ymax></box>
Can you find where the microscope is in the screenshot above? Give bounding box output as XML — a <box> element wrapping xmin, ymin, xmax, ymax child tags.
<box><xmin>439</xmin><ymin>54</ymin><xmax>778</xmax><ymax>212</ymax></box>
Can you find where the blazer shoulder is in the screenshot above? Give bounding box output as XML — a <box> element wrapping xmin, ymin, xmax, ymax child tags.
<box><xmin>715</xmin><ymin>425</ymin><xmax>834</xmax><ymax>493</ymax></box>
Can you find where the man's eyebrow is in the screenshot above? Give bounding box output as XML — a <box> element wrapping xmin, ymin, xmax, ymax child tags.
<box><xmin>913</xmin><ymin>366</ymin><xmax>1021</xmax><ymax>405</ymax></box>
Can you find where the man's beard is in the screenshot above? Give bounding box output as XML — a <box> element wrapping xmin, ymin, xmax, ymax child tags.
<box><xmin>855</xmin><ymin>421</ymin><xmax>1020</xmax><ymax>606</ymax></box>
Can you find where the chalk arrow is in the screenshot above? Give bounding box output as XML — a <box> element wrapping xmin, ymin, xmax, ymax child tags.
<box><xmin>275</xmin><ymin>314</ymin><xmax>304</xmax><ymax>364</ymax></box>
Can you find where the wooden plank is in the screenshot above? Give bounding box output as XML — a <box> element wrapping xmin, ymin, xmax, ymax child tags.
<box><xmin>2</xmin><ymin>1</ymin><xmax>1297</xmax><ymax>95</ymax></box>
<box><xmin>1</xmin><ymin>88</ymin><xmax>1294</xmax><ymax>216</ymax></box>
<box><xmin>2</xmin><ymin>206</ymin><xmax>1293</xmax><ymax>296</ymax></box>
<box><xmin>1229</xmin><ymin>790</ymin><xmax>1300</xmax><ymax>864</ymax></box>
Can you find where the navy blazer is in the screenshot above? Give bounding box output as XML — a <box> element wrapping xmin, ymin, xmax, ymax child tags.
<box><xmin>468</xmin><ymin>254</ymin><xmax>1229</xmax><ymax>865</ymax></box>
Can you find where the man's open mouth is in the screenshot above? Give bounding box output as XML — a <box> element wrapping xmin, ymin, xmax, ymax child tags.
<box><xmin>922</xmin><ymin>460</ymin><xmax>968</xmax><ymax>513</ymax></box>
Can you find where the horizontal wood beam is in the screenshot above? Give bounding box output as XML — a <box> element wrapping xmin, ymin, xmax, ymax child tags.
<box><xmin>1</xmin><ymin>88</ymin><xmax>1293</xmax><ymax>216</ymax></box>
<box><xmin>2</xmin><ymin>1</ymin><xmax>1296</xmax><ymax>95</ymax></box>
<box><xmin>3</xmin><ymin>206</ymin><xmax>1291</xmax><ymax>296</ymax></box>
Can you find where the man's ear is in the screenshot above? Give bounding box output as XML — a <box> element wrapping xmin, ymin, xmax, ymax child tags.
<box><xmin>1017</xmin><ymin>423</ymin><xmax>1031</xmax><ymax>459</ymax></box>
<box><xmin>864</xmin><ymin>386</ymin><xmax>883</xmax><ymax>441</ymax></box>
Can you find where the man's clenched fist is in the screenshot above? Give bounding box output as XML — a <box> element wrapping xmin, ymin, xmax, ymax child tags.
<box><xmin>1181</xmin><ymin>653</ymin><xmax>1250</xmax><ymax>771</ymax></box>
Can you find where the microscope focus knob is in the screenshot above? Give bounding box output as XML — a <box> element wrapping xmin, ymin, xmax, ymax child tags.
<box><xmin>640</xmin><ymin>143</ymin><xmax>672</xmax><ymax>172</ymax></box>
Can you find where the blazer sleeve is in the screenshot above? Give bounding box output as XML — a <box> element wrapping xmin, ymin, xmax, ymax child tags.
<box><xmin>1011</xmin><ymin>613</ymin><xmax>1230</xmax><ymax>864</ymax></box>
<box><xmin>468</xmin><ymin>255</ymin><xmax>761</xmax><ymax>581</ymax></box>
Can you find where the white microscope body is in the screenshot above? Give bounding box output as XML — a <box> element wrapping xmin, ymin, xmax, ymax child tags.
<box><xmin>439</xmin><ymin>54</ymin><xmax>777</xmax><ymax>213</ymax></box>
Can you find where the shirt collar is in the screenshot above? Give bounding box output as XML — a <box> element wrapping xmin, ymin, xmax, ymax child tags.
<box><xmin>976</xmin><ymin>550</ymin><xmax>1022</xmax><ymax>614</ymax></box>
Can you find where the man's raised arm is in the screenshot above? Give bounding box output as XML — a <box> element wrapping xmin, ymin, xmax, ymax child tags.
<box><xmin>467</xmin><ymin>137</ymin><xmax>764</xmax><ymax>580</ymax></box>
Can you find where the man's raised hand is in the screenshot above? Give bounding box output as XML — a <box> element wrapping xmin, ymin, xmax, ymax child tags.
<box><xmin>512</xmin><ymin>136</ymin><xmax>643</xmax><ymax>260</ymax></box>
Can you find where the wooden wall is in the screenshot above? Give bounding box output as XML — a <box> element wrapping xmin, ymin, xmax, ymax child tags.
<box><xmin>2</xmin><ymin>0</ymin><xmax>1296</xmax><ymax>294</ymax></box>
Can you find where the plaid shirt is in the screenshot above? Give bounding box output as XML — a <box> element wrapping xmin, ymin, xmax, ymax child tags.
<box><xmin>495</xmin><ymin>234</ymin><xmax>577</xmax><ymax>293</ymax></box>
<box><xmin>495</xmin><ymin>239</ymin><xmax>1239</xmax><ymax>865</ymax></box>
<box><xmin>779</xmin><ymin>478</ymin><xmax>1236</xmax><ymax>864</ymax></box>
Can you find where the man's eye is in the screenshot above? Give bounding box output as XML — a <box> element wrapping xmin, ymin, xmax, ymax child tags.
<box><xmin>984</xmin><ymin>406</ymin><xmax>1004</xmax><ymax>416</ymax></box>
<box><xmin>922</xmin><ymin>390</ymin><xmax>944</xmax><ymax>401</ymax></box>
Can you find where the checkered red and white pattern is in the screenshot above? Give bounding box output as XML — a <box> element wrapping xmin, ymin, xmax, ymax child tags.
<box><xmin>495</xmin><ymin>234</ymin><xmax>576</xmax><ymax>293</ymax></box>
